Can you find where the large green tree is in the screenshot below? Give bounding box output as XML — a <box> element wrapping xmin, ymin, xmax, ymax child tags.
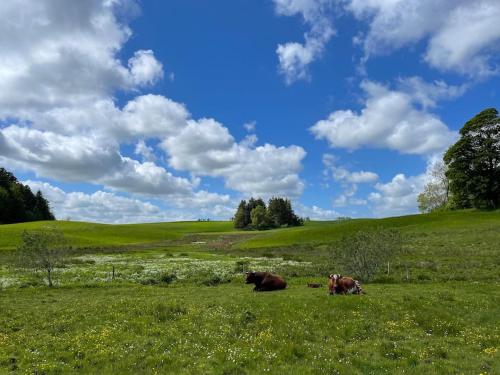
<box><xmin>444</xmin><ymin>108</ymin><xmax>500</xmax><ymax>209</ymax></box>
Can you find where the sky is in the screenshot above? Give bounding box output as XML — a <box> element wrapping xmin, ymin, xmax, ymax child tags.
<box><xmin>0</xmin><ymin>0</ymin><xmax>499</xmax><ymax>223</ymax></box>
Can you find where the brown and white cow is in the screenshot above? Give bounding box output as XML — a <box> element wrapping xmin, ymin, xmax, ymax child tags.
<box><xmin>328</xmin><ymin>274</ymin><xmax>363</xmax><ymax>295</ymax></box>
<box><xmin>245</xmin><ymin>271</ymin><xmax>287</xmax><ymax>292</ymax></box>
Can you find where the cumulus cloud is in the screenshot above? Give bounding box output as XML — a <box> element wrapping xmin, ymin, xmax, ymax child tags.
<box><xmin>23</xmin><ymin>180</ymin><xmax>231</xmax><ymax>224</ymax></box>
<box><xmin>396</xmin><ymin>77</ymin><xmax>468</xmax><ymax>109</ymax></box>
<box><xmin>322</xmin><ymin>154</ymin><xmax>376</xmax><ymax>208</ymax></box>
<box><xmin>295</xmin><ymin>203</ymin><xmax>339</xmax><ymax>220</ymax></box>
<box><xmin>346</xmin><ymin>0</ymin><xmax>500</xmax><ymax>77</ymax></box>
<box><xmin>311</xmin><ymin>80</ymin><xmax>457</xmax><ymax>155</ymax></box>
<box><xmin>0</xmin><ymin>126</ymin><xmax>196</xmax><ymax>196</ymax></box>
<box><xmin>128</xmin><ymin>50</ymin><xmax>164</xmax><ymax>86</ymax></box>
<box><xmin>0</xmin><ymin>0</ymin><xmax>163</xmax><ymax>116</ymax></box>
<box><xmin>368</xmin><ymin>173</ymin><xmax>426</xmax><ymax>217</ymax></box>
<box><xmin>243</xmin><ymin>121</ymin><xmax>256</xmax><ymax>132</ymax></box>
<box><xmin>366</xmin><ymin>156</ymin><xmax>446</xmax><ymax>217</ymax></box>
<box><xmin>274</xmin><ymin>0</ymin><xmax>335</xmax><ymax>84</ymax></box>
<box><xmin>161</xmin><ymin>119</ymin><xmax>306</xmax><ymax>198</ymax></box>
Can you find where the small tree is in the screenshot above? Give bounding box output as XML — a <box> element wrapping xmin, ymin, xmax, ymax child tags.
<box><xmin>332</xmin><ymin>229</ymin><xmax>403</xmax><ymax>282</ymax></box>
<box><xmin>17</xmin><ymin>227</ymin><xmax>69</xmax><ymax>287</ymax></box>
<box><xmin>417</xmin><ymin>161</ymin><xmax>449</xmax><ymax>213</ymax></box>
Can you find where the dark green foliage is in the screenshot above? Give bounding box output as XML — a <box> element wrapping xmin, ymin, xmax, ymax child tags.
<box><xmin>233</xmin><ymin>196</ymin><xmax>303</xmax><ymax>230</ymax></box>
<box><xmin>233</xmin><ymin>200</ymin><xmax>248</xmax><ymax>229</ymax></box>
<box><xmin>268</xmin><ymin>197</ymin><xmax>303</xmax><ymax>227</ymax></box>
<box><xmin>0</xmin><ymin>167</ymin><xmax>55</xmax><ymax>224</ymax></box>
<box><xmin>444</xmin><ymin>108</ymin><xmax>500</xmax><ymax>209</ymax></box>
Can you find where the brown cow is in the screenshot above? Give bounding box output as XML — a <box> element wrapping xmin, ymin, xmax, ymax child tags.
<box><xmin>245</xmin><ymin>271</ymin><xmax>287</xmax><ymax>292</ymax></box>
<box><xmin>328</xmin><ymin>274</ymin><xmax>363</xmax><ymax>295</ymax></box>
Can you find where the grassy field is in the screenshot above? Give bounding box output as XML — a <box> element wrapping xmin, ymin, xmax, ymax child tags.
<box><xmin>0</xmin><ymin>210</ymin><xmax>499</xmax><ymax>374</ymax></box>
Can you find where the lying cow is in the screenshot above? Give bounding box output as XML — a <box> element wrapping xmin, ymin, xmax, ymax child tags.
<box><xmin>328</xmin><ymin>274</ymin><xmax>363</xmax><ymax>295</ymax></box>
<box><xmin>245</xmin><ymin>271</ymin><xmax>287</xmax><ymax>292</ymax></box>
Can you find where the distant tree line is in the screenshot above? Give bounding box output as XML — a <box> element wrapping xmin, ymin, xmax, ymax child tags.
<box><xmin>233</xmin><ymin>197</ymin><xmax>303</xmax><ymax>230</ymax></box>
<box><xmin>418</xmin><ymin>108</ymin><xmax>500</xmax><ymax>212</ymax></box>
<box><xmin>0</xmin><ymin>167</ymin><xmax>55</xmax><ymax>224</ymax></box>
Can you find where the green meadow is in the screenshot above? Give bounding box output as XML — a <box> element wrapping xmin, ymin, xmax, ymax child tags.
<box><xmin>1</xmin><ymin>210</ymin><xmax>499</xmax><ymax>374</ymax></box>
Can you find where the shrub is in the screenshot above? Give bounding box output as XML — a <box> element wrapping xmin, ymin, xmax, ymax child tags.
<box><xmin>331</xmin><ymin>228</ymin><xmax>403</xmax><ymax>282</ymax></box>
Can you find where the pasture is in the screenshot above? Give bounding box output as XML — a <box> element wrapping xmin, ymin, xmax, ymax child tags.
<box><xmin>0</xmin><ymin>210</ymin><xmax>499</xmax><ymax>374</ymax></box>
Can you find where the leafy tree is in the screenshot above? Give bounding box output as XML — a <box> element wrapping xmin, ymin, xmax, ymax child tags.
<box><xmin>247</xmin><ymin>198</ymin><xmax>265</xmax><ymax>223</ymax></box>
<box><xmin>332</xmin><ymin>229</ymin><xmax>403</xmax><ymax>282</ymax></box>
<box><xmin>17</xmin><ymin>227</ymin><xmax>69</xmax><ymax>287</ymax></box>
<box><xmin>250</xmin><ymin>205</ymin><xmax>270</xmax><ymax>229</ymax></box>
<box><xmin>417</xmin><ymin>161</ymin><xmax>449</xmax><ymax>213</ymax></box>
<box><xmin>233</xmin><ymin>196</ymin><xmax>303</xmax><ymax>230</ymax></box>
<box><xmin>233</xmin><ymin>200</ymin><xmax>248</xmax><ymax>229</ymax></box>
<box><xmin>444</xmin><ymin>108</ymin><xmax>500</xmax><ymax>209</ymax></box>
<box><xmin>267</xmin><ymin>197</ymin><xmax>302</xmax><ymax>227</ymax></box>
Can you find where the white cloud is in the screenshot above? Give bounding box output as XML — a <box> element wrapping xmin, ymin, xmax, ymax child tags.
<box><xmin>322</xmin><ymin>154</ymin><xmax>378</xmax><ymax>184</ymax></box>
<box><xmin>134</xmin><ymin>140</ymin><xmax>156</xmax><ymax>162</ymax></box>
<box><xmin>23</xmin><ymin>180</ymin><xmax>176</xmax><ymax>224</ymax></box>
<box><xmin>0</xmin><ymin>125</ymin><xmax>196</xmax><ymax>196</ymax></box>
<box><xmin>295</xmin><ymin>203</ymin><xmax>339</xmax><ymax>220</ymax></box>
<box><xmin>161</xmin><ymin>119</ymin><xmax>306</xmax><ymax>198</ymax></box>
<box><xmin>346</xmin><ymin>0</ymin><xmax>500</xmax><ymax>77</ymax></box>
<box><xmin>24</xmin><ymin>180</ymin><xmax>234</xmax><ymax>223</ymax></box>
<box><xmin>322</xmin><ymin>153</ymin><xmax>376</xmax><ymax>208</ymax></box>
<box><xmin>311</xmin><ymin>80</ymin><xmax>457</xmax><ymax>155</ymax></box>
<box><xmin>0</xmin><ymin>0</ymin><xmax>162</xmax><ymax>116</ymax></box>
<box><xmin>397</xmin><ymin>77</ymin><xmax>467</xmax><ymax>109</ymax></box>
<box><xmin>368</xmin><ymin>173</ymin><xmax>426</xmax><ymax>217</ymax></box>
<box><xmin>274</xmin><ymin>0</ymin><xmax>335</xmax><ymax>84</ymax></box>
<box><xmin>128</xmin><ymin>50</ymin><xmax>163</xmax><ymax>86</ymax></box>
<box><xmin>243</xmin><ymin>121</ymin><xmax>256</xmax><ymax>132</ymax></box>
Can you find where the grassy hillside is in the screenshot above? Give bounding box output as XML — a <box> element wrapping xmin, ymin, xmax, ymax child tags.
<box><xmin>1</xmin><ymin>210</ymin><xmax>499</xmax><ymax>374</ymax></box>
<box><xmin>0</xmin><ymin>220</ymin><xmax>235</xmax><ymax>250</ymax></box>
<box><xmin>1</xmin><ymin>209</ymin><xmax>499</xmax><ymax>251</ymax></box>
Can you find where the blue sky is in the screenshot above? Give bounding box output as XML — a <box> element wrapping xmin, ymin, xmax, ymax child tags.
<box><xmin>0</xmin><ymin>0</ymin><xmax>499</xmax><ymax>223</ymax></box>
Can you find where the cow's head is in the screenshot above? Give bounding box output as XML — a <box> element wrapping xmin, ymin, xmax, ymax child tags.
<box><xmin>245</xmin><ymin>271</ymin><xmax>256</xmax><ymax>284</ymax></box>
<box><xmin>329</xmin><ymin>274</ymin><xmax>341</xmax><ymax>281</ymax></box>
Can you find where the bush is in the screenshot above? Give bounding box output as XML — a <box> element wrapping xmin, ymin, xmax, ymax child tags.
<box><xmin>331</xmin><ymin>228</ymin><xmax>403</xmax><ymax>282</ymax></box>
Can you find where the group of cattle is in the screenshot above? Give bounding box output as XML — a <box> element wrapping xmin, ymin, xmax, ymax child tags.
<box><xmin>244</xmin><ymin>271</ymin><xmax>363</xmax><ymax>295</ymax></box>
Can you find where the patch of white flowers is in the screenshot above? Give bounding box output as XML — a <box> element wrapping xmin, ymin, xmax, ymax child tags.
<box><xmin>2</xmin><ymin>252</ymin><xmax>312</xmax><ymax>288</ymax></box>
